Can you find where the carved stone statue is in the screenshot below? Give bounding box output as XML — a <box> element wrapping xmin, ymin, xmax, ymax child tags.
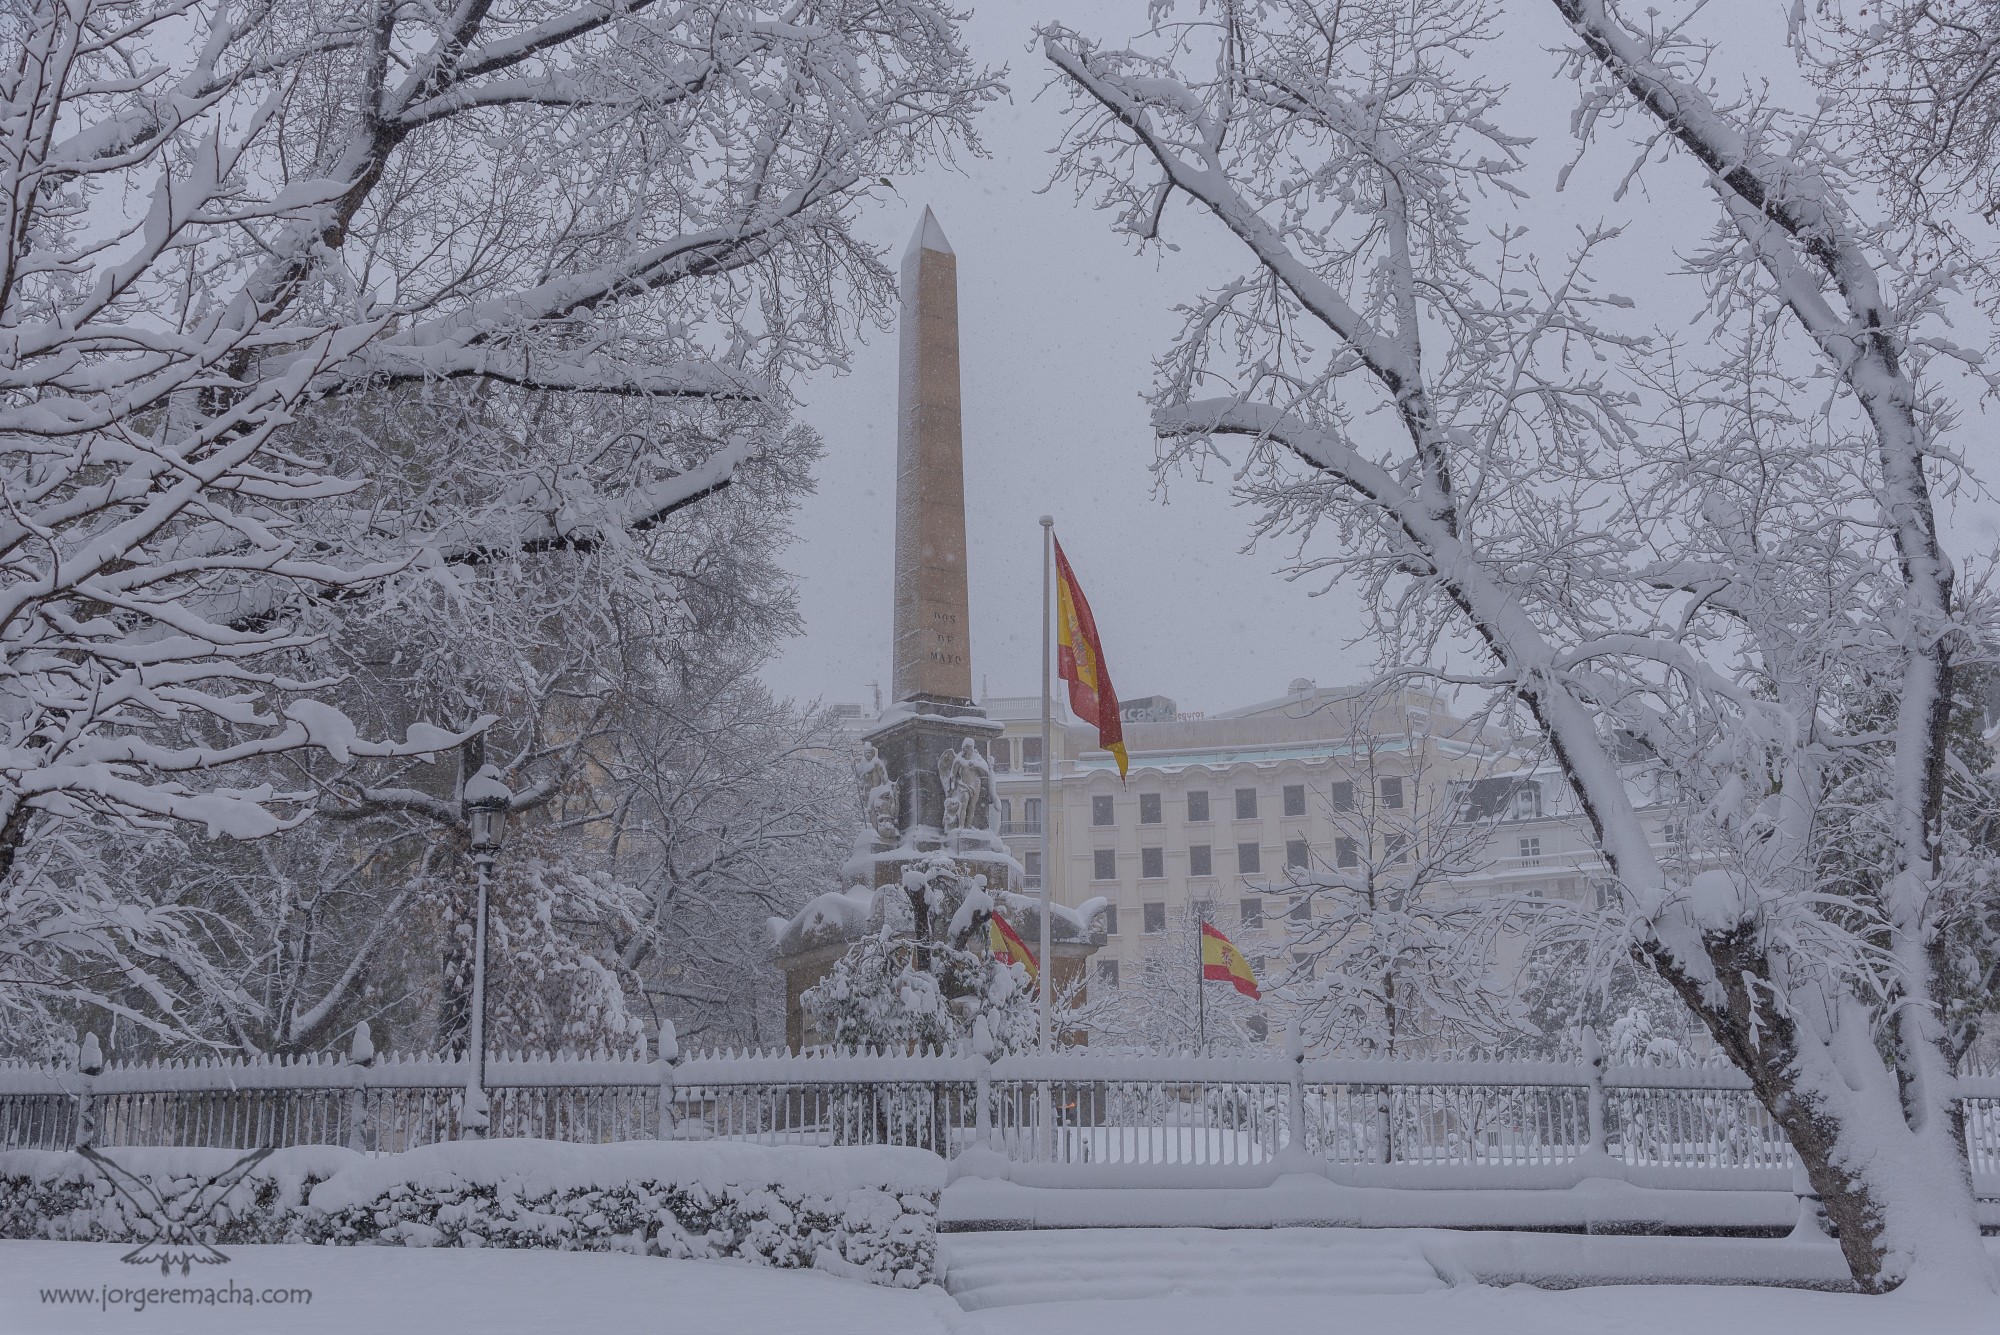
<box><xmin>854</xmin><ymin>743</ymin><xmax>899</xmax><ymax>843</ymax></box>
<box><xmin>936</xmin><ymin>737</ymin><xmax>989</xmax><ymax>832</ymax></box>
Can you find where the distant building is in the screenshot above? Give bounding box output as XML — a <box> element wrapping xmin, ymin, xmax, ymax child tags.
<box><xmin>981</xmin><ymin>679</ymin><xmax>1688</xmax><ymax>1044</ymax></box>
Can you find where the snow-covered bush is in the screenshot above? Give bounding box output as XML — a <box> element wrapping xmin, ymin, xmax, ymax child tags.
<box><xmin>803</xmin><ymin>853</ymin><xmax>1040</xmax><ymax>1056</ymax></box>
<box><xmin>0</xmin><ymin>1142</ymin><xmax>942</xmax><ymax>1287</ymax></box>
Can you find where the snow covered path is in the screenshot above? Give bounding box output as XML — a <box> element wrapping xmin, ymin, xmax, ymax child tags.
<box><xmin>941</xmin><ymin>1226</ymin><xmax>1447</xmax><ymax>1308</ymax></box>
<box><xmin>940</xmin><ymin>1228</ymin><xmax>1997</xmax><ymax>1334</ymax></box>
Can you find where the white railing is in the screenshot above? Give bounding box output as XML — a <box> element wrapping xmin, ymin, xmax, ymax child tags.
<box><xmin>6</xmin><ymin>1034</ymin><xmax>2000</xmax><ymax>1192</ymax></box>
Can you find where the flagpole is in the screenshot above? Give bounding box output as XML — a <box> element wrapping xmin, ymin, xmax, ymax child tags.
<box><xmin>1196</xmin><ymin>917</ymin><xmax>1206</xmax><ymax>1056</ymax></box>
<box><xmin>1038</xmin><ymin>516</ymin><xmax>1054</xmax><ymax>1162</ymax></box>
<box><xmin>1038</xmin><ymin>516</ymin><xmax>1054</xmax><ymax>1055</ymax></box>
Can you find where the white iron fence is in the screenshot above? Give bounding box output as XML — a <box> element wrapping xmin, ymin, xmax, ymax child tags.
<box><xmin>5</xmin><ymin>1033</ymin><xmax>2000</xmax><ymax>1189</ymax></box>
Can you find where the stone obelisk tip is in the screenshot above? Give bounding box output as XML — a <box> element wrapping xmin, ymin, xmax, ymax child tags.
<box><xmin>904</xmin><ymin>206</ymin><xmax>954</xmax><ymax>260</ymax></box>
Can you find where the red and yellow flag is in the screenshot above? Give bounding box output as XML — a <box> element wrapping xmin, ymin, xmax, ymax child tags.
<box><xmin>1200</xmin><ymin>922</ymin><xmax>1261</xmax><ymax>999</ymax></box>
<box><xmin>989</xmin><ymin>911</ymin><xmax>1038</xmax><ymax>980</ymax></box>
<box><xmin>1053</xmin><ymin>536</ymin><xmax>1127</xmax><ymax>779</ymax></box>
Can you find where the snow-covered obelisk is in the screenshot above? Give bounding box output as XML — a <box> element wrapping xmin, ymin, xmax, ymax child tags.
<box><xmin>862</xmin><ymin>209</ymin><xmax>1004</xmax><ymax>864</ymax></box>
<box><xmin>890</xmin><ymin>208</ymin><xmax>975</xmax><ymax>707</ymax></box>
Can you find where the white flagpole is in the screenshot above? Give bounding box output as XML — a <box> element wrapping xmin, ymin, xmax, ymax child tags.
<box><xmin>1038</xmin><ymin>516</ymin><xmax>1054</xmax><ymax>1162</ymax></box>
<box><xmin>1038</xmin><ymin>516</ymin><xmax>1054</xmax><ymax>1055</ymax></box>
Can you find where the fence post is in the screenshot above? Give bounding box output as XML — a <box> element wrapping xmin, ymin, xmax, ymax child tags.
<box><xmin>72</xmin><ymin>1031</ymin><xmax>102</xmax><ymax>1151</ymax></box>
<box><xmin>345</xmin><ymin>1022</ymin><xmax>376</xmax><ymax>1153</ymax></box>
<box><xmin>1372</xmin><ymin>1085</ymin><xmax>1391</xmax><ymax>1164</ymax></box>
<box><xmin>1580</xmin><ymin>1025</ymin><xmax>1607</xmax><ymax>1158</ymax></box>
<box><xmin>972</xmin><ymin>1016</ymin><xmax>995</xmax><ymax>1152</ymax></box>
<box><xmin>1788</xmin><ymin>1157</ymin><xmax>1828</xmax><ymax>1237</ymax></box>
<box><xmin>655</xmin><ymin>1020</ymin><xmax>681</xmax><ymax>1140</ymax></box>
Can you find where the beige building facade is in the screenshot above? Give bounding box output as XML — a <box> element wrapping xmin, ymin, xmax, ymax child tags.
<box><xmin>975</xmin><ymin>679</ymin><xmax>1683</xmax><ymax>1043</ymax></box>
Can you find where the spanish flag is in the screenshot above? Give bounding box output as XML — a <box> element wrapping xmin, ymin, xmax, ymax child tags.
<box><xmin>1053</xmin><ymin>536</ymin><xmax>1127</xmax><ymax>779</ymax></box>
<box><xmin>1200</xmin><ymin>922</ymin><xmax>1260</xmax><ymax>999</ymax></box>
<box><xmin>989</xmin><ymin>911</ymin><xmax>1038</xmax><ymax>981</ymax></box>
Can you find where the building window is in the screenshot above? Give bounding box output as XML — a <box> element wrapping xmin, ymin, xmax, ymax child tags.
<box><xmin>1187</xmin><ymin>790</ymin><xmax>1210</xmax><ymax>823</ymax></box>
<box><xmin>1286</xmin><ymin>839</ymin><xmax>1310</xmax><ymax>869</ymax></box>
<box><xmin>1661</xmin><ymin>820</ymin><xmax>1683</xmax><ymax>845</ymax></box>
<box><xmin>1022</xmin><ymin>737</ymin><xmax>1044</xmax><ymax>774</ymax></box>
<box><xmin>1330</xmin><ymin>780</ymin><xmax>1355</xmax><ymax>812</ymax></box>
<box><xmin>999</xmin><ymin>799</ymin><xmax>1013</xmax><ymax>829</ymax></box>
<box><xmin>1097</xmin><ymin>958</ymin><xmax>1120</xmax><ymax>989</ymax></box>
<box><xmin>1290</xmin><ymin>897</ymin><xmax>1311</xmax><ymax>922</ymax></box>
<box><xmin>1235</xmin><ymin>787</ymin><xmax>1258</xmax><ymax>819</ymax></box>
<box><xmin>1093</xmin><ymin>848</ymin><xmax>1117</xmax><ymax>881</ymax></box>
<box><xmin>1239</xmin><ymin>897</ymin><xmax>1263</xmax><ymax>928</ymax></box>
<box><xmin>1237</xmin><ymin>842</ymin><xmax>1261</xmax><ymax>874</ymax></box>
<box><xmin>1139</xmin><ymin>792</ymin><xmax>1162</xmax><ymax>824</ymax></box>
<box><xmin>1283</xmin><ymin>784</ymin><xmax>1306</xmax><ymax>817</ymax></box>
<box><xmin>1379</xmin><ymin>776</ymin><xmax>1404</xmax><ymax>809</ymax></box>
<box><xmin>1511</xmin><ymin>783</ymin><xmax>1543</xmax><ymax>820</ymax></box>
<box><xmin>1024</xmin><ymin>851</ymin><xmax>1042</xmax><ymax>886</ymax></box>
<box><xmin>1141</xmin><ymin>847</ymin><xmax>1165</xmax><ymax>880</ymax></box>
<box><xmin>1189</xmin><ymin>844</ymin><xmax>1213</xmax><ymax>877</ymax></box>
<box><xmin>1023</xmin><ymin>798</ymin><xmax>1042</xmax><ymax>832</ymax></box>
<box><xmin>1192</xmin><ymin>898</ymin><xmax>1216</xmax><ymax>925</ymax></box>
<box><xmin>1385</xmin><ymin>833</ymin><xmax>1410</xmax><ymax>864</ymax></box>
<box><xmin>1246</xmin><ymin>1015</ymin><xmax>1269</xmax><ymax>1042</ymax></box>
<box><xmin>1101</xmin><ymin>903</ymin><xmax>1118</xmax><ymax>935</ymax></box>
<box><xmin>992</xmin><ymin>738</ymin><xmax>1012</xmax><ymax>772</ymax></box>
<box><xmin>1335</xmin><ymin>837</ymin><xmax>1360</xmax><ymax>868</ymax></box>
<box><xmin>1143</xmin><ymin>902</ymin><xmax>1167</xmax><ymax>934</ymax></box>
<box><xmin>1519</xmin><ymin>836</ymin><xmax>1542</xmax><ymax>866</ymax></box>
<box><xmin>1249</xmin><ymin>955</ymin><xmax>1266</xmax><ymax>975</ymax></box>
<box><xmin>1594</xmin><ymin>881</ymin><xmax>1611</xmax><ymax>910</ymax></box>
<box><xmin>1092</xmin><ymin>794</ymin><xmax>1114</xmax><ymax>826</ymax></box>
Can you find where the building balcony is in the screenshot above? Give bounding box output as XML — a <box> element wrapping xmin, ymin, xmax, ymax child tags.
<box><xmin>998</xmin><ymin>821</ymin><xmax>1043</xmax><ymax>837</ymax></box>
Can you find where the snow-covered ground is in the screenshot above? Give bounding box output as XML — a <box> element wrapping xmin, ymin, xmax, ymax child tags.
<box><xmin>0</xmin><ymin>1242</ymin><xmax>959</xmax><ymax>1335</ymax></box>
<box><xmin>2</xmin><ymin>1233</ymin><xmax>1994</xmax><ymax>1335</ymax></box>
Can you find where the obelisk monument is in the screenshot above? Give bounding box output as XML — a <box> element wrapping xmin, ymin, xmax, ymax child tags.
<box><xmin>892</xmin><ymin>208</ymin><xmax>974</xmax><ymax>707</ymax></box>
<box><xmin>862</xmin><ymin>209</ymin><xmax>1004</xmax><ymax>861</ymax></box>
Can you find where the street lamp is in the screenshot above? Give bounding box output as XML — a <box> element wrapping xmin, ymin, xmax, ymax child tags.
<box><xmin>461</xmin><ymin>763</ymin><xmax>511</xmax><ymax>1138</ymax></box>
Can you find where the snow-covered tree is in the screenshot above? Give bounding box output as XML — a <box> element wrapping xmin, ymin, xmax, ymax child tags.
<box><xmin>1076</xmin><ymin>902</ymin><xmax>1263</xmax><ymax>1054</ymax></box>
<box><xmin>2</xmin><ymin>0</ymin><xmax>994</xmax><ymax>1045</ymax></box>
<box><xmin>1045</xmin><ymin>0</ymin><xmax>1997</xmax><ymax>1291</ymax></box>
<box><xmin>1793</xmin><ymin>0</ymin><xmax>2000</xmax><ymax>306</ymax></box>
<box><xmin>1279</xmin><ymin>728</ymin><xmax>1532</xmax><ymax>1057</ymax></box>
<box><xmin>801</xmin><ymin>923</ymin><xmax>1035</xmax><ymax>1055</ymax></box>
<box><xmin>595</xmin><ymin>676</ymin><xmax>855</xmax><ymax>1050</ymax></box>
<box><xmin>802</xmin><ymin>853</ymin><xmax>1038</xmax><ymax>1055</ymax></box>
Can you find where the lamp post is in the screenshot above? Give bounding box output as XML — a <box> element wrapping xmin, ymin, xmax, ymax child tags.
<box><xmin>461</xmin><ymin>763</ymin><xmax>511</xmax><ymax>1139</ymax></box>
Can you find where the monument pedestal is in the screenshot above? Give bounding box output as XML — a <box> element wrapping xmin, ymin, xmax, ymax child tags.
<box><xmin>861</xmin><ymin>699</ymin><xmax>1015</xmax><ymax>897</ymax></box>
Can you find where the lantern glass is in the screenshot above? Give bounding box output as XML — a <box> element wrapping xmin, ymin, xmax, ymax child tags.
<box><xmin>469</xmin><ymin>803</ymin><xmax>505</xmax><ymax>854</ymax></box>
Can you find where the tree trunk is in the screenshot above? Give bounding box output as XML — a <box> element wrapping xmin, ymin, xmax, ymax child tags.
<box><xmin>1656</xmin><ymin>934</ymin><xmax>1989</xmax><ymax>1293</ymax></box>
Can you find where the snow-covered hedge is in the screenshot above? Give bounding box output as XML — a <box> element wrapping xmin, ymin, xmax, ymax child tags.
<box><xmin>0</xmin><ymin>1141</ymin><xmax>942</xmax><ymax>1287</ymax></box>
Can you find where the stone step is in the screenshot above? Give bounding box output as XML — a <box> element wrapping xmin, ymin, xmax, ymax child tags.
<box><xmin>939</xmin><ymin>1227</ymin><xmax>1447</xmax><ymax>1310</ymax></box>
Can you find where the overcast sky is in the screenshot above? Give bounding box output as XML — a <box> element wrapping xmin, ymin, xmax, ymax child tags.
<box><xmin>759</xmin><ymin>0</ymin><xmax>2000</xmax><ymax>718</ymax></box>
